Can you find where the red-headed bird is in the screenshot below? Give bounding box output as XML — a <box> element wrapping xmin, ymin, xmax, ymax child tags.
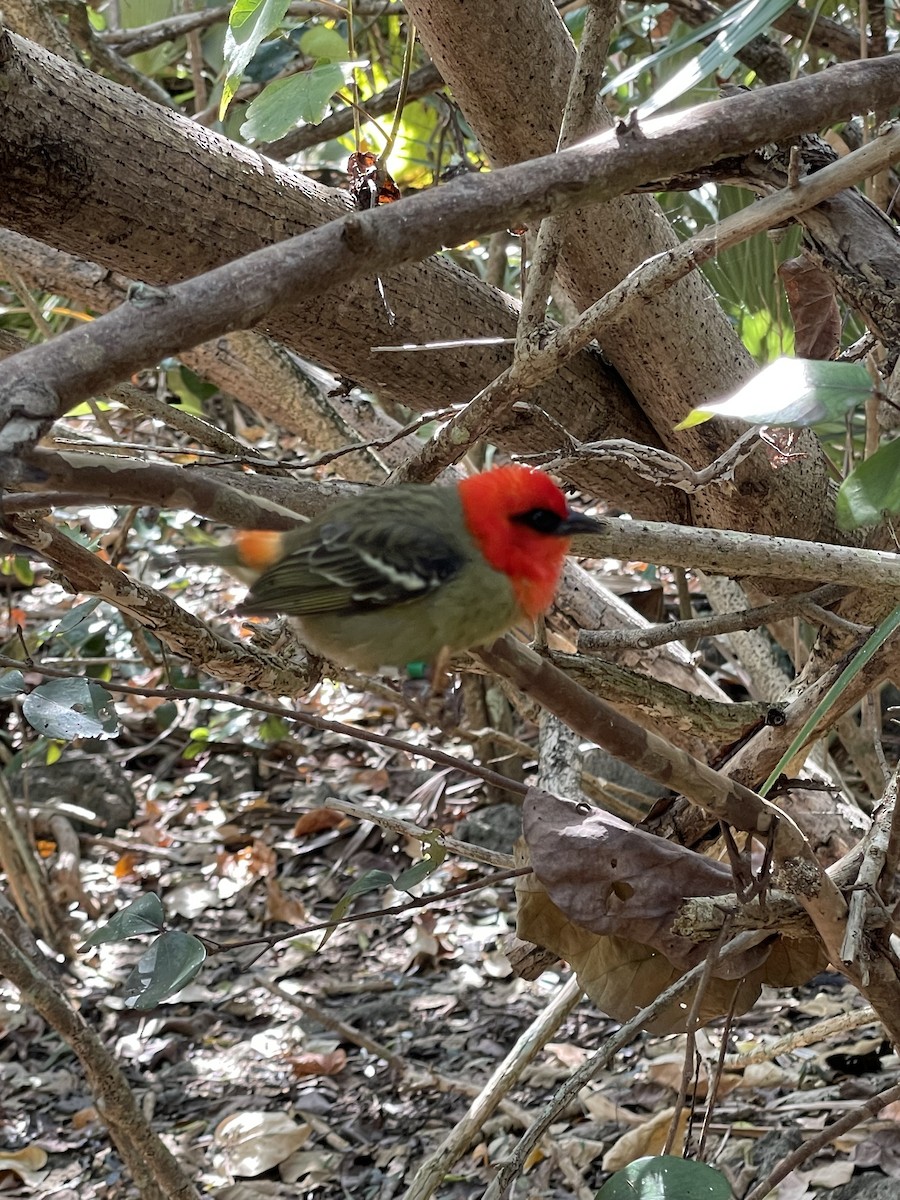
<box><xmin>184</xmin><ymin>465</ymin><xmax>600</xmax><ymax>671</ymax></box>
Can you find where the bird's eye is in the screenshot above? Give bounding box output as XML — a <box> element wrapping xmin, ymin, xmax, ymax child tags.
<box><xmin>513</xmin><ymin>507</ymin><xmax>564</xmax><ymax>534</ymax></box>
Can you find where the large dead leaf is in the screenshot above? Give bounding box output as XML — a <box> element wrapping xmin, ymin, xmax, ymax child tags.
<box><xmin>777</xmin><ymin>256</ymin><xmax>841</xmax><ymax>361</ymax></box>
<box><xmin>517</xmin><ymin>791</ymin><xmax>826</xmax><ymax>1033</ymax></box>
<box><xmin>601</xmin><ymin>1106</ymin><xmax>688</xmax><ymax>1171</ymax></box>
<box><xmin>524</xmin><ymin>791</ymin><xmax>744</xmax><ymax>971</ymax></box>
<box><xmin>214</xmin><ymin>1112</ymin><xmax>311</xmax><ymax>1177</ymax></box>
<box><xmin>517</xmin><ymin>869</ymin><xmax>760</xmax><ymax>1034</ymax></box>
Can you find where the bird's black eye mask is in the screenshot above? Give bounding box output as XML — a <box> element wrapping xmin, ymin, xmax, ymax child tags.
<box><xmin>510</xmin><ymin>507</ymin><xmax>566</xmax><ymax>535</ymax></box>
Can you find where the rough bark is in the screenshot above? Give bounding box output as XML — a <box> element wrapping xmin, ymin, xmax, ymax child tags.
<box><xmin>404</xmin><ymin>0</ymin><xmax>833</xmax><ymax>540</ymax></box>
<box><xmin>0</xmin><ymin>30</ymin><xmax>670</xmax><ymax>516</ymax></box>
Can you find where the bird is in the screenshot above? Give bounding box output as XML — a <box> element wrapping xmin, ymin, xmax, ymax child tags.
<box><xmin>180</xmin><ymin>465</ymin><xmax>600</xmax><ymax>672</ymax></box>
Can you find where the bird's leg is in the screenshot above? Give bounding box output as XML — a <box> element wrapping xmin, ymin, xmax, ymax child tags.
<box><xmin>428</xmin><ymin>645</ymin><xmax>454</xmax><ymax>700</ymax></box>
<box><xmin>531</xmin><ymin>613</ymin><xmax>548</xmax><ymax>654</ymax></box>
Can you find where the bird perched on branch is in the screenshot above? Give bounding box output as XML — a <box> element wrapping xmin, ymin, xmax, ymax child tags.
<box><xmin>181</xmin><ymin>465</ymin><xmax>600</xmax><ymax>672</ymax></box>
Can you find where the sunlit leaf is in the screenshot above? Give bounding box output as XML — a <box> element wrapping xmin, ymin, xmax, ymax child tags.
<box><xmin>637</xmin><ymin>0</ymin><xmax>797</xmax><ymax>116</ymax></box>
<box><xmin>44</xmin><ymin>740</ymin><xmax>64</xmax><ymax>765</ymax></box>
<box><xmin>21</xmin><ymin>678</ymin><xmax>118</xmax><ymax>741</ymax></box>
<box><xmin>835</xmin><ymin>437</ymin><xmax>900</xmax><ymax>530</ymax></box>
<box><xmin>676</xmin><ymin>358</ymin><xmax>872</xmax><ymax>429</ymax></box>
<box><xmin>240</xmin><ymin>61</ymin><xmax>355</xmax><ymax>140</ymax></box>
<box><xmin>84</xmin><ymin>893</ymin><xmax>166</xmax><ymax>946</ymax></box>
<box><xmin>220</xmin><ymin>0</ymin><xmax>291</xmax><ymax>119</ymax></box>
<box><xmin>299</xmin><ymin>25</ymin><xmax>348</xmax><ymax>61</ymax></box>
<box><xmin>124</xmin><ymin>931</ymin><xmax>207</xmax><ymax>1008</ymax></box>
<box><xmin>603</xmin><ymin>3</ymin><xmax>741</xmax><ymax>94</ymax></box>
<box><xmin>596</xmin><ymin>1155</ymin><xmax>733</xmax><ymax>1199</ymax></box>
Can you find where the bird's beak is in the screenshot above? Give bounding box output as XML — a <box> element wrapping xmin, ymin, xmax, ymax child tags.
<box><xmin>558</xmin><ymin>511</ymin><xmax>603</xmax><ymax>537</ymax></box>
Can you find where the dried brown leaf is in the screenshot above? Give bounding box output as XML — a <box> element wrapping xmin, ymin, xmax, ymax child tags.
<box><xmin>289</xmin><ymin>1049</ymin><xmax>347</xmax><ymax>1078</ymax></box>
<box><xmin>523</xmin><ymin>791</ymin><xmax>737</xmax><ymax>971</ymax></box>
<box><xmin>601</xmin><ymin>1106</ymin><xmax>688</xmax><ymax>1171</ymax></box>
<box><xmin>517</xmin><ymin>792</ymin><xmax>826</xmax><ymax>1032</ymax></box>
<box><xmin>516</xmin><ymin>868</ymin><xmax>760</xmax><ymax>1034</ymax></box>
<box><xmin>778</xmin><ymin>256</ymin><xmax>841</xmax><ymax>360</ymax></box>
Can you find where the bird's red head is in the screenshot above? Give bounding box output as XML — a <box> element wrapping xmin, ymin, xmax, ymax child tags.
<box><xmin>458</xmin><ymin>465</ymin><xmax>583</xmax><ymax>618</ymax></box>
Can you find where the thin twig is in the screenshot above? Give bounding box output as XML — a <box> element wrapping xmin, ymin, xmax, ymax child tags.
<box><xmin>206</xmin><ymin>868</ymin><xmax>531</xmax><ymax>955</ymax></box>
<box><xmin>0</xmin><ymin>900</ymin><xmax>200</xmax><ymax>1200</ymax></box>
<box><xmin>391</xmin><ymin>123</ymin><xmax>900</xmax><ymax>485</ymax></box>
<box><xmin>722</xmin><ymin>1004</ymin><xmax>878</xmax><ymax>1070</ymax></box>
<box><xmin>482</xmin><ymin>931</ymin><xmax>768</xmax><ymax>1200</ymax></box>
<box><xmin>0</xmin><ymin>653</ymin><xmax>530</xmax><ymax>800</ymax></box>
<box><xmin>379</xmin><ymin>18</ymin><xmax>416</xmax><ymax>167</ymax></box>
<box><xmin>743</xmin><ymin>1079</ymin><xmax>900</xmax><ymax>1200</ymax></box>
<box><xmin>840</xmin><ymin>767</ymin><xmax>899</xmax><ymax>977</ymax></box>
<box><xmin>324</xmin><ymin>795</ymin><xmax>515</xmax><ymax>868</ymax></box>
<box><xmin>663</xmin><ymin>924</ymin><xmax>733</xmax><ymax>1157</ymax></box>
<box><xmin>579</xmin><ymin>585</ymin><xmax>850</xmax><ymax>652</ymax></box>
<box><xmin>256</xmin><ymin>975</ymin><xmax>534</xmax><ymax>1125</ymax></box>
<box><xmin>405</xmin><ymin>975</ymin><xmax>584</xmax><ymax>1200</ymax></box>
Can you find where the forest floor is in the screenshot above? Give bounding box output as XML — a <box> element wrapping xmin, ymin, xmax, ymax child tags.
<box><xmin>3</xmin><ymin>677</ymin><xmax>900</xmax><ymax>1200</ymax></box>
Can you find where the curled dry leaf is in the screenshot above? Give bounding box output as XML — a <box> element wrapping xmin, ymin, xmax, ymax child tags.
<box><xmin>0</xmin><ymin>1145</ymin><xmax>48</xmax><ymax>1187</ymax></box>
<box><xmin>265</xmin><ymin>877</ymin><xmax>309</xmax><ymax>925</ymax></box>
<box><xmin>214</xmin><ymin>1111</ymin><xmax>311</xmax><ymax>1177</ymax></box>
<box><xmin>517</xmin><ymin>790</ymin><xmax>825</xmax><ymax>1033</ymax></box>
<box><xmin>289</xmin><ymin>1048</ymin><xmax>347</xmax><ymax>1077</ymax></box>
<box><xmin>601</xmin><ymin>1106</ymin><xmax>688</xmax><ymax>1172</ymax></box>
<box><xmin>291</xmin><ymin>808</ymin><xmax>345</xmax><ymax>836</ymax></box>
<box><xmin>523</xmin><ymin>790</ymin><xmax>743</xmax><ymax>971</ymax></box>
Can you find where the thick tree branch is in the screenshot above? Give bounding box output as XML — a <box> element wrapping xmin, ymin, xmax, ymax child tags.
<box><xmin>0</xmin><ymin>29</ymin><xmax>661</xmax><ymax>517</ymax></box>
<box><xmin>577</xmin><ymin>519</ymin><xmax>900</xmax><ymax>592</ymax></box>
<box><xmin>2</xmin><ymin>512</ymin><xmax>318</xmax><ymax>696</ymax></box>
<box><xmin>0</xmin><ymin>41</ymin><xmax>895</xmax><ymax>469</ymax></box>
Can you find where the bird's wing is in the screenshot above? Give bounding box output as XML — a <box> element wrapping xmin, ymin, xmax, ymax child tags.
<box><xmin>239</xmin><ymin>518</ymin><xmax>466</xmax><ymax>616</ymax></box>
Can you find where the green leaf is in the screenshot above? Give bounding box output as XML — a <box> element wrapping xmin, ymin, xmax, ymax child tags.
<box><xmin>596</xmin><ymin>1156</ymin><xmax>733</xmax><ymax>1199</ymax></box>
<box><xmin>603</xmin><ymin>5</ymin><xmax>737</xmax><ymax>94</ymax></box>
<box><xmin>0</xmin><ymin>669</ymin><xmax>26</xmax><ymax>699</ymax></box>
<box><xmin>259</xmin><ymin>714</ymin><xmax>290</xmax><ymax>742</ymax></box>
<box><xmin>220</xmin><ymin>0</ymin><xmax>291</xmax><ymax>119</ymax></box>
<box><xmin>393</xmin><ymin>858</ymin><xmax>440</xmax><ymax>891</ymax></box>
<box><xmin>835</xmin><ymin>437</ymin><xmax>900</xmax><ymax>531</ymax></box>
<box><xmin>319</xmin><ymin>868</ymin><xmax>395</xmax><ymax>949</ymax></box>
<box><xmin>299</xmin><ymin>25</ymin><xmax>348</xmax><ymax>61</ymax></box>
<box><xmin>638</xmin><ymin>0</ymin><xmax>797</xmax><ymax>116</ymax></box>
<box><xmin>154</xmin><ymin>702</ymin><xmax>178</xmax><ymax>731</ymax></box>
<box><xmin>394</xmin><ymin>832</ymin><xmax>447</xmax><ymax>892</ymax></box>
<box><xmin>12</xmin><ymin>556</ymin><xmax>34</xmax><ymax>586</ymax></box>
<box><xmin>676</xmin><ymin>358</ymin><xmax>872</xmax><ymax>430</ymax></box>
<box><xmin>84</xmin><ymin>894</ymin><xmax>166</xmax><ymax>947</ymax></box>
<box><xmin>45</xmin><ymin>740</ymin><xmax>64</xmax><ymax>765</ymax></box>
<box><xmin>123</xmin><ymin>931</ymin><xmax>207</xmax><ymax>1008</ymax></box>
<box><xmin>239</xmin><ymin>62</ymin><xmax>351</xmax><ymax>140</ymax></box>
<box><xmin>51</xmin><ymin>598</ymin><xmax>102</xmax><ymax>639</ymax></box>
<box><xmin>21</xmin><ymin>678</ymin><xmax>118</xmax><ymax>741</ymax></box>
